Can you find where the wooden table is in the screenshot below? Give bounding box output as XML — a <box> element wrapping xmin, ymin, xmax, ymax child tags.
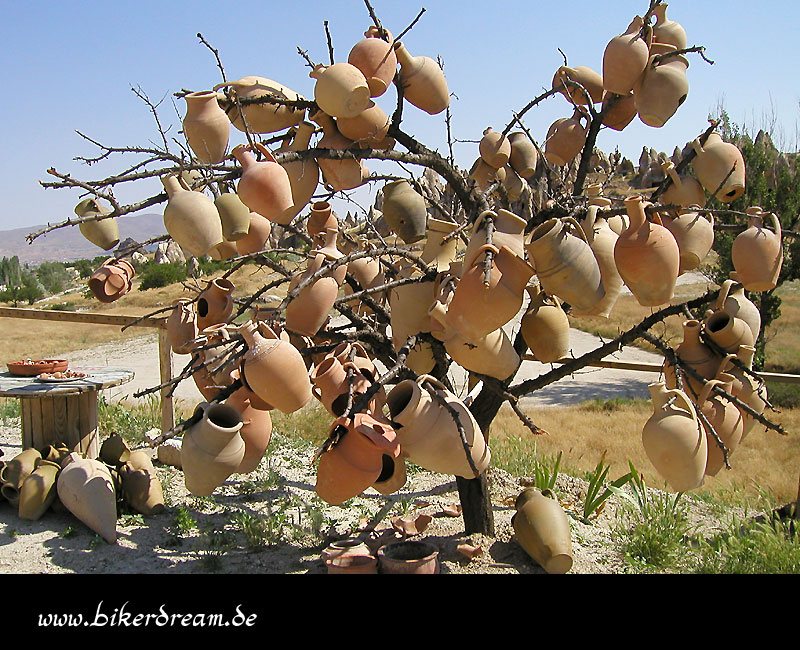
<box><xmin>0</xmin><ymin>367</ymin><xmax>134</xmax><ymax>459</ymax></box>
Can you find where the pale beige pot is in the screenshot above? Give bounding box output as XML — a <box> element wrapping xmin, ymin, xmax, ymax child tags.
<box><xmin>119</xmin><ymin>455</ymin><xmax>165</xmax><ymax>515</ymax></box>
<box><xmin>336</xmin><ymin>100</ymin><xmax>390</xmax><ymax>148</ymax></box>
<box><xmin>714</xmin><ymin>276</ymin><xmax>761</xmax><ymax>341</ymax></box>
<box><xmin>307</xmin><ymin>201</ymin><xmax>338</xmax><ymax>239</ymax></box>
<box><xmin>508</xmin><ymin>132</ymin><xmax>539</xmax><ymax>178</ymax></box>
<box><xmin>574</xmin><ymin>205</ymin><xmax>624</xmax><ymax>318</ymax></box>
<box><xmin>389</xmin><ymin>272</ymin><xmax>436</xmax><ymax>375</ymax></box>
<box><xmin>286</xmin><ymin>254</ymin><xmax>340</xmax><ymax>338</ymax></box>
<box><xmin>469</xmin><ymin>157</ymin><xmax>505</xmax><ymax>191</ymax></box>
<box><xmin>381</xmin><ymin>180</ymin><xmax>428</xmax><ymax>244</ymax></box>
<box><xmin>479</xmin><ymin>127</ymin><xmax>512</xmax><ymax>169</ymax></box>
<box><xmin>444</xmin><ymin>327</ymin><xmax>520</xmax><ymax>381</ymax></box>
<box><xmin>232</xmin><ymin>143</ymin><xmax>294</xmax><ymax>224</ymax></box>
<box><xmin>181</xmin><ymin>402</ymin><xmax>245</xmax><ymax>496</ymax></box>
<box><xmin>0</xmin><ymin>448</ymin><xmax>42</xmax><ymax>490</ymax></box>
<box><xmin>690</xmin><ymin>132</ymin><xmax>746</xmax><ymax>203</ymax></box>
<box><xmin>666</xmin><ymin>207</ymin><xmax>714</xmax><ymax>274</ymax></box>
<box><xmin>512</xmin><ymin>488</ymin><xmax>573</xmax><ymax>574</ymax></box>
<box><xmin>698</xmin><ymin>376</ymin><xmax>744</xmax><ymax>477</ymax></box>
<box><xmin>75</xmin><ymin>198</ymin><xmax>119</xmax><ymax>250</ymax></box>
<box><xmin>210</xmin><ymin>240</ymin><xmax>239</xmax><ymax>261</ymax></box>
<box><xmin>226</xmin><ymin>387</ymin><xmax>273</xmax><ymax>474</ymax></box>
<box><xmin>520</xmin><ymin>285</ymin><xmax>570</xmax><ymax>363</ymax></box>
<box><xmin>660</xmin><ymin>161</ymin><xmax>706</xmax><ymax>211</ymax></box>
<box><xmin>634</xmin><ymin>44</ymin><xmax>689</xmax><ymax>128</ymax></box>
<box><xmin>166</xmin><ymin>299</ymin><xmax>198</xmax><ymax>354</ymax></box>
<box><xmin>235</xmin><ymin>212</ymin><xmax>273</xmax><ymax>256</ymax></box>
<box><xmin>544</xmin><ymin>108</ymin><xmax>589</xmax><ymax>166</ymax></box>
<box><xmin>213</xmin><ymin>76</ymin><xmax>305</xmax><ymax>134</ymax></box>
<box><xmin>275</xmin><ymin>121</ymin><xmax>320</xmax><ymax>224</ymax></box>
<box><xmin>716</xmin><ymin>350</ymin><xmax>767</xmax><ymax>440</ymax></box>
<box><xmin>420</xmin><ymin>218</ymin><xmax>459</xmax><ymax>272</ymax></box>
<box><xmin>552</xmin><ymin>65</ymin><xmax>604</xmax><ymax>105</ymax></box>
<box><xmin>526</xmin><ymin>216</ymin><xmax>605</xmax><ymax>312</ymax></box>
<box><xmin>652</xmin><ymin>3</ymin><xmax>687</xmax><ymax>50</ymax></box>
<box><xmin>183</xmin><ymin>90</ymin><xmax>230</xmax><ymax>164</ymax></box>
<box><xmin>161</xmin><ymin>173</ymin><xmax>224</xmax><ymax>257</ymax></box>
<box><xmin>386</xmin><ymin>375</ymin><xmax>490</xmax><ymax>478</ymax></box>
<box><xmin>463</xmin><ymin>209</ymin><xmax>527</xmax><ymax>269</ymax></box>
<box><xmin>310</xmin><ymin>110</ymin><xmax>370</xmax><ymax>191</ymax></box>
<box><xmin>602</xmin><ymin>15</ymin><xmax>652</xmax><ymax>95</ymax></box>
<box><xmin>196</xmin><ymin>277</ymin><xmax>235</xmax><ymax>331</ymax></box>
<box><xmin>703</xmin><ymin>310</ymin><xmax>755</xmax><ymax>354</ymax></box>
<box><xmin>502</xmin><ymin>164</ymin><xmax>526</xmax><ymax>201</ymax></box>
<box><xmin>348</xmin><ymin>26</ymin><xmax>398</xmax><ymax>98</ymax></box>
<box><xmin>57</xmin><ymin>453</ymin><xmax>117</xmax><ymax>544</ymax></box>
<box><xmin>310</xmin><ymin>62</ymin><xmax>371</xmax><ymax>119</ymax></box>
<box><xmin>393</xmin><ymin>41</ymin><xmax>450</xmax><ymax>115</ymax></box>
<box><xmin>601</xmin><ymin>91</ymin><xmax>637</xmax><ymax>131</ymax></box>
<box><xmin>613</xmin><ymin>196</ymin><xmax>679</xmax><ymax>306</ymax></box>
<box><xmin>663</xmin><ymin>319</ymin><xmax>721</xmax><ymax>396</ymax></box>
<box><xmin>18</xmin><ymin>459</ymin><xmax>61</xmax><ymax>521</ymax></box>
<box><xmin>642</xmin><ymin>382</ymin><xmax>706</xmax><ymax>493</ymax></box>
<box><xmin>731</xmin><ymin>209</ymin><xmax>783</xmax><ymax>291</ymax></box>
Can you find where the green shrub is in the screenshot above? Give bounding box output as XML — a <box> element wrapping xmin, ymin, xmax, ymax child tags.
<box><xmin>138</xmin><ymin>262</ymin><xmax>187</xmax><ymax>291</ymax></box>
<box><xmin>97</xmin><ymin>397</ymin><xmax>160</xmax><ymax>444</ymax></box>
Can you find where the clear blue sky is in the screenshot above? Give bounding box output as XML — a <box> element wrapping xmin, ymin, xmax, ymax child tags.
<box><xmin>1</xmin><ymin>0</ymin><xmax>797</xmax><ymax>233</ymax></box>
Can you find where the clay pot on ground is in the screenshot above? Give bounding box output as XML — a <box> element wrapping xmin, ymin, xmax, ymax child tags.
<box><xmin>544</xmin><ymin>108</ymin><xmax>590</xmax><ymax>166</ymax></box>
<box><xmin>276</xmin><ymin>120</ymin><xmax>320</xmax><ymax>224</ymax></box>
<box><xmin>393</xmin><ymin>41</ymin><xmax>450</xmax><ymax>115</ymax></box>
<box><xmin>348</xmin><ymin>26</ymin><xmax>397</xmax><ymax>98</ymax></box>
<box><xmin>512</xmin><ymin>488</ymin><xmax>573</xmax><ymax>574</ymax></box>
<box><xmin>315</xmin><ymin>414</ymin><xmax>400</xmax><ymax>505</ymax></box>
<box><xmin>703</xmin><ymin>310</ymin><xmax>755</xmax><ymax>354</ymax></box>
<box><xmin>526</xmin><ymin>216</ymin><xmax>605</xmax><ymax>313</ymax></box>
<box><xmin>226</xmin><ymin>385</ymin><xmax>273</xmax><ymax>474</ymax></box>
<box><xmin>324</xmin><ymin>538</ymin><xmax>378</xmax><ymax>574</ymax></box>
<box><xmin>652</xmin><ymin>3</ymin><xmax>687</xmax><ymax>50</ymax></box>
<box><xmin>57</xmin><ymin>453</ymin><xmax>117</xmax><ymax>544</ymax></box>
<box><xmin>99</xmin><ymin>433</ymin><xmax>131</xmax><ymax>466</ymax></box>
<box><xmin>181</xmin><ymin>402</ymin><xmax>245</xmax><ymax>496</ymax></box>
<box><xmin>634</xmin><ymin>43</ymin><xmax>689</xmax><ymax>128</ymax></box>
<box><xmin>310</xmin><ymin>109</ymin><xmax>370</xmax><ymax>191</ymax></box>
<box><xmin>574</xmin><ymin>203</ymin><xmax>624</xmax><ymax>318</ymax></box>
<box><xmin>1</xmin><ymin>448</ymin><xmax>42</xmax><ymax>491</ymax></box>
<box><xmin>552</xmin><ymin>65</ymin><xmax>604</xmax><ymax>105</ymax></box>
<box><xmin>602</xmin><ymin>15</ymin><xmax>652</xmax><ymax>95</ymax></box>
<box><xmin>731</xmin><ymin>208</ymin><xmax>783</xmax><ymax>292</ymax></box>
<box><xmin>235</xmin><ymin>212</ymin><xmax>273</xmax><ymax>256</ymax></box>
<box><xmin>88</xmin><ymin>257</ymin><xmax>134</xmax><ymax>304</ymax></box>
<box><xmin>310</xmin><ymin>62</ymin><xmax>372</xmax><ymax>119</ymax></box>
<box><xmin>377</xmin><ymin>540</ymin><xmax>440</xmax><ymax>574</ymax></box>
<box><xmin>196</xmin><ymin>278</ymin><xmax>235</xmax><ymax>331</ymax></box>
<box><xmin>119</xmin><ymin>454</ymin><xmax>165</xmax><ymax>515</ymax></box>
<box><xmin>520</xmin><ymin>285</ymin><xmax>570</xmax><ymax>364</ymax></box>
<box><xmin>642</xmin><ymin>382</ymin><xmax>706</xmax><ymax>493</ymax></box>
<box><xmin>182</xmin><ymin>90</ymin><xmax>230</xmax><ymax>164</ymax></box>
<box><xmin>508</xmin><ymin>132</ymin><xmax>539</xmax><ymax>178</ymax></box>
<box><xmin>479</xmin><ymin>127</ymin><xmax>512</xmax><ymax>169</ymax></box>
<box><xmin>663</xmin><ymin>319</ymin><xmax>721</xmax><ymax>396</ymax></box>
<box><xmin>463</xmin><ymin>209</ymin><xmax>527</xmax><ymax>269</ymax></box>
<box><xmin>697</xmin><ymin>375</ymin><xmax>744</xmax><ymax>477</ymax></box>
<box><xmin>666</xmin><ymin>206</ymin><xmax>714</xmax><ymax>274</ymax></box>
<box><xmin>232</xmin><ymin>143</ymin><xmax>294</xmax><ymax>224</ymax></box>
<box><xmin>161</xmin><ymin>173</ymin><xmax>223</xmax><ymax>257</ymax></box>
<box><xmin>307</xmin><ymin>201</ymin><xmax>338</xmax><ymax>239</ymax></box>
<box><xmin>18</xmin><ymin>459</ymin><xmax>61</xmax><ymax>521</ymax></box>
<box><xmin>75</xmin><ymin>198</ymin><xmax>119</xmax><ymax>250</ymax></box>
<box><xmin>614</xmin><ymin>196</ymin><xmax>680</xmax><ymax>306</ymax></box>
<box><xmin>238</xmin><ymin>320</ymin><xmax>312</xmax><ymax>414</ymax></box>
<box><xmin>420</xmin><ymin>218</ymin><xmax>459</xmax><ymax>272</ymax></box>
<box><xmin>714</xmin><ymin>276</ymin><xmax>761</xmax><ymax>342</ymax></box>
<box><xmin>660</xmin><ymin>161</ymin><xmax>706</xmax><ymax>212</ymax></box>
<box><xmin>386</xmin><ymin>374</ymin><xmax>490</xmax><ymax>478</ymax></box>
<box><xmin>381</xmin><ymin>180</ymin><xmax>428</xmax><ymax>244</ymax></box>
<box><xmin>213</xmin><ymin>76</ymin><xmax>305</xmax><ymax>134</ymax></box>
<box><xmin>690</xmin><ymin>132</ymin><xmax>746</xmax><ymax>203</ymax></box>
<box><xmin>601</xmin><ymin>91</ymin><xmax>637</xmax><ymax>131</ymax></box>
<box><xmin>336</xmin><ymin>101</ymin><xmax>391</xmax><ymax>148</ymax></box>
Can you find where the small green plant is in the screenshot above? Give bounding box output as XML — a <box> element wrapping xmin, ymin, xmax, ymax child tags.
<box><xmin>138</xmin><ymin>261</ymin><xmax>187</xmax><ymax>291</ymax></box>
<box><xmin>98</xmin><ymin>396</ymin><xmax>161</xmax><ymax>445</ymax></box>
<box><xmin>60</xmin><ymin>525</ymin><xmax>77</xmax><ymax>538</ymax></box>
<box><xmin>0</xmin><ymin>398</ymin><xmax>21</xmax><ymax>421</ymax></box>
<box><xmin>119</xmin><ymin>513</ymin><xmax>145</xmax><ymax>527</ymax></box>
<box><xmin>7</xmin><ymin>528</ymin><xmax>17</xmax><ymax>538</ymax></box>
<box><xmin>195</xmin><ymin>528</ymin><xmax>236</xmax><ymax>572</ymax></box>
<box><xmin>581</xmin><ymin>452</ymin><xmax>633</xmax><ymax>523</ymax></box>
<box><xmin>171</xmin><ymin>506</ymin><xmax>197</xmax><ymax>535</ymax></box>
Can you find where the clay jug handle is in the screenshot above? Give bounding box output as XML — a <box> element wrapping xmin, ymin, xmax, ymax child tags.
<box><xmin>416</xmin><ymin>374</ymin><xmax>448</xmax><ymax>393</ymax></box>
<box><xmin>665</xmin><ymin>389</ymin><xmax>697</xmax><ymax>420</ymax></box>
<box><xmin>252</xmin><ymin>141</ymin><xmax>278</xmax><ymax>163</ymax></box>
<box><xmin>583</xmin><ymin>205</ymin><xmax>599</xmax><ymax>232</ymax></box>
<box><xmin>690</xmin><ymin>137</ymin><xmax>704</xmax><ymax>155</ymax></box>
<box><xmin>473</xmin><ymin>243</ymin><xmax>500</xmax><ymax>263</ymax></box>
<box><xmin>309</xmin><ymin>63</ymin><xmax>327</xmax><ymax>80</ymax></box>
<box><xmin>767</xmin><ymin>212</ymin><xmax>782</xmax><ymax>239</ymax></box>
<box><xmin>474</xmin><ymin>210</ymin><xmax>496</xmax><ymax>233</ymax></box>
<box><xmin>716</xmin><ymin>279</ymin><xmax>733</xmax><ymax>311</ymax></box>
<box><xmin>697</xmin><ymin>379</ymin><xmax>722</xmax><ymax>405</ymax></box>
<box><xmin>715</xmin><ymin>354</ymin><xmax>736</xmax><ymax>377</ymax></box>
<box><xmin>562</xmin><ymin>216</ymin><xmax>589</xmax><ymax>244</ymax></box>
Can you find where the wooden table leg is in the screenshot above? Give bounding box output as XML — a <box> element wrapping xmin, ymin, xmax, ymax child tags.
<box><xmin>19</xmin><ymin>391</ymin><xmax>100</xmax><ymax>459</ymax></box>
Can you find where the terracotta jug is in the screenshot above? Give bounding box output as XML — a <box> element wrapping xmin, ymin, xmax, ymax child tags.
<box><xmin>381</xmin><ymin>180</ymin><xmax>428</xmax><ymax>244</ymax></box>
<box><xmin>386</xmin><ymin>374</ymin><xmax>490</xmax><ymax>478</ymax></box>
<box><xmin>508</xmin><ymin>132</ymin><xmax>539</xmax><ymax>178</ymax></box>
<box><xmin>393</xmin><ymin>41</ymin><xmax>450</xmax><ymax>115</ymax></box>
<box><xmin>660</xmin><ymin>161</ymin><xmax>706</xmax><ymax>212</ymax></box>
<box><xmin>479</xmin><ymin>127</ymin><xmax>512</xmax><ymax>169</ymax></box>
<box><xmin>57</xmin><ymin>453</ymin><xmax>117</xmax><ymax>544</ymax></box>
<box><xmin>325</xmin><ymin>539</ymin><xmax>379</xmax><ymax>574</ymax></box>
<box><xmin>642</xmin><ymin>382</ymin><xmax>706</xmax><ymax>493</ymax></box>
<box><xmin>310</xmin><ymin>357</ymin><xmax>371</xmax><ymax>417</ymax></box>
<box><xmin>238</xmin><ymin>320</ymin><xmax>312</xmax><ymax>414</ymax></box>
<box><xmin>235</xmin><ymin>212</ymin><xmax>273</xmax><ymax>256</ymax></box>
<box><xmin>182</xmin><ymin>90</ymin><xmax>230</xmax><ymax>164</ymax></box>
<box><xmin>372</xmin><ymin>453</ymin><xmax>407</xmax><ymax>496</ymax></box>
<box><xmin>1</xmin><ymin>448</ymin><xmax>42</xmax><ymax>491</ymax></box>
<box><xmin>614</xmin><ymin>196</ymin><xmax>680</xmax><ymax>306</ymax></box>
<box><xmin>552</xmin><ymin>65</ymin><xmax>604</xmax><ymax>105</ymax></box>
<box><xmin>664</xmin><ymin>319</ymin><xmax>721</xmax><ymax>396</ymax></box>
<box><xmin>161</xmin><ymin>173</ymin><xmax>223</xmax><ymax>257</ymax></box>
<box><xmin>226</xmin><ymin>386</ymin><xmax>273</xmax><ymax>474</ymax></box>
<box><xmin>310</xmin><ymin>62</ymin><xmax>371</xmax><ymax>119</ymax></box>
<box><xmin>377</xmin><ymin>540</ymin><xmax>440</xmax><ymax>574</ymax></box>
<box><xmin>602</xmin><ymin>15</ymin><xmax>652</xmax><ymax>95</ymax></box>
<box><xmin>420</xmin><ymin>218</ymin><xmax>459</xmax><ymax>272</ymax></box>
<box><xmin>731</xmin><ymin>209</ymin><xmax>783</xmax><ymax>291</ymax></box>
<box><xmin>463</xmin><ymin>209</ymin><xmax>527</xmax><ymax>269</ymax></box>
<box><xmin>99</xmin><ymin>432</ymin><xmax>131</xmax><ymax>466</ymax></box>
<box><xmin>652</xmin><ymin>3</ymin><xmax>687</xmax><ymax>50</ymax></box>
<box><xmin>119</xmin><ymin>454</ymin><xmax>165</xmax><ymax>515</ymax></box>
<box><xmin>315</xmin><ymin>414</ymin><xmax>400</xmax><ymax>505</ymax></box>
<box><xmin>512</xmin><ymin>488</ymin><xmax>573</xmax><ymax>574</ymax></box>
<box><xmin>544</xmin><ymin>108</ymin><xmax>590</xmax><ymax>166</ymax></box>
<box><xmin>575</xmin><ymin>202</ymin><xmax>624</xmax><ymax>318</ymax></box>
<box><xmin>88</xmin><ymin>257</ymin><xmax>134</xmax><ymax>304</ymax></box>
<box><xmin>447</xmin><ymin>244</ymin><xmax>534</xmax><ymax>343</ymax></box>
<box><xmin>213</xmin><ymin>76</ymin><xmax>305</xmax><ymax>134</ymax></box>
<box><xmin>331</xmin><ymin>342</ymin><xmax>379</xmax><ymax>383</ymax></box>
<box><xmin>716</xmin><ymin>350</ymin><xmax>767</xmax><ymax>440</ymax></box>
<box><xmin>388</xmin><ymin>271</ymin><xmax>436</xmax><ymax>375</ymax></box>
<box><xmin>601</xmin><ymin>91</ymin><xmax>637</xmax><ymax>131</ymax></box>
<box><xmin>286</xmin><ymin>254</ymin><xmax>339</xmax><ymax>338</ymax></box>
<box><xmin>666</xmin><ymin>206</ymin><xmax>714</xmax><ymax>274</ymax></box>
<box><xmin>698</xmin><ymin>376</ymin><xmax>744</xmax><ymax>477</ymax></box>
<box><xmin>313</xmin><ymin>228</ymin><xmax>348</xmax><ymax>285</ymax></box>
<box><xmin>634</xmin><ymin>44</ymin><xmax>689</xmax><ymax>128</ymax></box>
<box><xmin>307</xmin><ymin>201</ymin><xmax>338</xmax><ymax>239</ymax></box>
<box><xmin>469</xmin><ymin>157</ymin><xmax>505</xmax><ymax>191</ymax></box>
<box><xmin>210</xmin><ymin>240</ymin><xmax>239</xmax><ymax>261</ymax></box>
<box><xmin>690</xmin><ymin>133</ymin><xmax>746</xmax><ymax>203</ymax></box>
<box><xmin>310</xmin><ymin>109</ymin><xmax>370</xmax><ymax>191</ymax></box>
<box><xmin>444</xmin><ymin>327</ymin><xmax>521</xmax><ymax>381</ymax></box>
<box><xmin>526</xmin><ymin>216</ymin><xmax>605</xmax><ymax>312</ymax></box>
<box><xmin>714</xmin><ymin>276</ymin><xmax>761</xmax><ymax>341</ymax></box>
<box><xmin>502</xmin><ymin>164</ymin><xmax>526</xmax><ymax>201</ymax></box>
<box><xmin>75</xmin><ymin>197</ymin><xmax>119</xmax><ymax>250</ymax></box>
<box><xmin>273</xmin><ymin>121</ymin><xmax>320</xmax><ymax>224</ymax></box>
<box><xmin>520</xmin><ymin>285</ymin><xmax>570</xmax><ymax>363</ymax></box>
<box><xmin>232</xmin><ymin>142</ymin><xmax>294</xmax><ymax>224</ymax></box>
<box><xmin>214</xmin><ymin>190</ymin><xmax>252</xmax><ymax>243</ymax></box>
<box><xmin>703</xmin><ymin>310</ymin><xmax>755</xmax><ymax>354</ymax></box>
<box><xmin>348</xmin><ymin>26</ymin><xmax>397</xmax><ymax>98</ymax></box>
<box><xmin>18</xmin><ymin>459</ymin><xmax>61</xmax><ymax>521</ymax></box>
<box><xmin>336</xmin><ymin>100</ymin><xmax>391</xmax><ymax>148</ymax></box>
<box><xmin>196</xmin><ymin>278</ymin><xmax>235</xmax><ymax>331</ymax></box>
<box><xmin>181</xmin><ymin>402</ymin><xmax>245</xmax><ymax>496</ymax></box>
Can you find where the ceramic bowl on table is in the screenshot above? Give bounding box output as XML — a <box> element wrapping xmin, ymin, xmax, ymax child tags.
<box><xmin>6</xmin><ymin>360</ymin><xmax>69</xmax><ymax>376</ymax></box>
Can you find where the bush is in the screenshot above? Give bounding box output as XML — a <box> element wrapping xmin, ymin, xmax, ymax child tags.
<box><xmin>138</xmin><ymin>261</ymin><xmax>187</xmax><ymax>291</ymax></box>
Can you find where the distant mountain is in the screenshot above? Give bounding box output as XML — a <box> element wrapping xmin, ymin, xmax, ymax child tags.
<box><xmin>0</xmin><ymin>213</ymin><xmax>167</xmax><ymax>265</ymax></box>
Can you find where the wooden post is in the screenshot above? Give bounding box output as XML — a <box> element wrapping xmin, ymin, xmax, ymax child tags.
<box><xmin>158</xmin><ymin>329</ymin><xmax>175</xmax><ymax>433</ymax></box>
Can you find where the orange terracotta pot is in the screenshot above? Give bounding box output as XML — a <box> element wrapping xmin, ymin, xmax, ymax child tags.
<box><xmin>666</xmin><ymin>207</ymin><xmax>714</xmax><ymax>274</ymax></box>
<box><xmin>235</xmin><ymin>212</ymin><xmax>273</xmax><ymax>256</ymax></box>
<box><xmin>463</xmin><ymin>209</ymin><xmax>527</xmax><ymax>270</ymax></box>
<box><xmin>601</xmin><ymin>91</ymin><xmax>637</xmax><ymax>131</ymax></box>
<box><xmin>276</xmin><ymin>121</ymin><xmax>320</xmax><ymax>224</ymax></box>
<box><xmin>479</xmin><ymin>127</ymin><xmax>512</xmax><ymax>169</ymax></box>
<box><xmin>690</xmin><ymin>132</ymin><xmax>746</xmax><ymax>203</ymax></box>
<box><xmin>544</xmin><ymin>108</ymin><xmax>589</xmax><ymax>166</ymax></box>
<box><xmin>310</xmin><ymin>357</ymin><xmax>371</xmax><ymax>417</ymax></box>
<box><xmin>347</xmin><ymin>26</ymin><xmax>397</xmax><ymax>98</ymax></box>
<box><xmin>182</xmin><ymin>90</ymin><xmax>230</xmax><ymax>164</ymax></box>
<box><xmin>552</xmin><ymin>65</ymin><xmax>604</xmax><ymax>105</ymax></box>
<box><xmin>166</xmin><ymin>299</ymin><xmax>198</xmax><ymax>354</ymax></box>
<box><xmin>393</xmin><ymin>41</ymin><xmax>450</xmax><ymax>115</ymax></box>
<box><xmin>664</xmin><ymin>319</ymin><xmax>722</xmax><ymax>396</ymax></box>
<box><xmin>232</xmin><ymin>142</ymin><xmax>294</xmax><ymax>224</ymax></box>
<box><xmin>226</xmin><ymin>387</ymin><xmax>272</xmax><ymax>474</ymax></box>
<box><xmin>602</xmin><ymin>15</ymin><xmax>652</xmax><ymax>95</ymax></box>
<box><xmin>731</xmin><ymin>209</ymin><xmax>783</xmax><ymax>291</ymax></box>
<box><xmin>310</xmin><ymin>110</ymin><xmax>370</xmax><ymax>191</ymax></box>
<box><xmin>196</xmin><ymin>278</ymin><xmax>235</xmax><ymax>331</ymax></box>
<box><xmin>309</xmin><ymin>62</ymin><xmax>371</xmax><ymax>119</ymax></box>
